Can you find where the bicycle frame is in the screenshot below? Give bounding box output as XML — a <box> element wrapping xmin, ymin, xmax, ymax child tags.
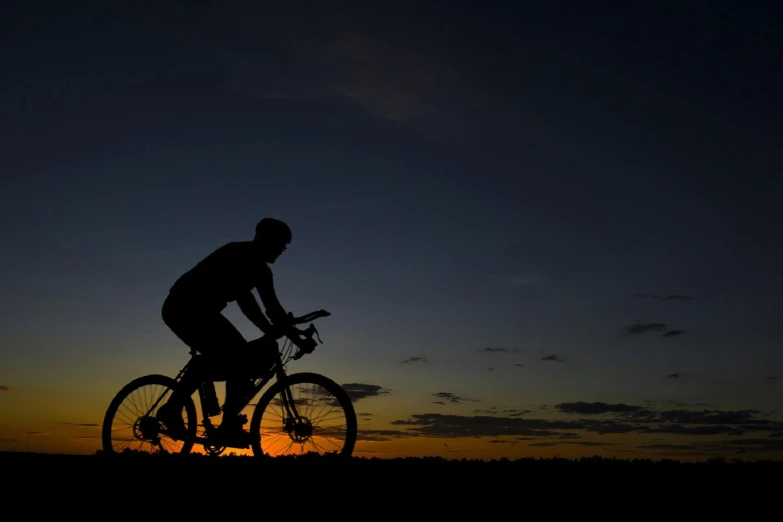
<box><xmin>162</xmin><ymin>312</ymin><xmax>328</xmax><ymax>447</ymax></box>
<box><xmin>101</xmin><ymin>308</ymin><xmax>351</xmax><ymax>457</ymax></box>
<box><xmin>197</xmin><ymin>345</ymin><xmax>288</xmax><ymax>425</ymax></box>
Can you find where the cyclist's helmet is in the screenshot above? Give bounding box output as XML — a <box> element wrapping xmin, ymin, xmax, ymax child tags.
<box><xmin>255</xmin><ymin>218</ymin><xmax>292</xmax><ymax>245</ymax></box>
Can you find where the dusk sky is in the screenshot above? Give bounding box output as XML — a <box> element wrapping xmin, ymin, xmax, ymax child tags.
<box><xmin>2</xmin><ymin>1</ymin><xmax>782</xmax><ymax>460</ymax></box>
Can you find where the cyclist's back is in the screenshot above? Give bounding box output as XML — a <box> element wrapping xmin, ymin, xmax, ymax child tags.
<box><xmin>168</xmin><ymin>240</ymin><xmax>276</xmax><ymax>315</ymax></box>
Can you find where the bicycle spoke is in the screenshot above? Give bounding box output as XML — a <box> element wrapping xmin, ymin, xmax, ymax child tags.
<box><xmin>102</xmin><ymin>375</ymin><xmax>197</xmax><ymax>455</ymax></box>
<box><xmin>252</xmin><ymin>374</ymin><xmax>356</xmax><ymax>458</ymax></box>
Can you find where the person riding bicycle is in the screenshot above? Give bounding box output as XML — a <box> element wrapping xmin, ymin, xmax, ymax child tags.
<box><xmin>157</xmin><ymin>217</ymin><xmax>308</xmax><ymax>447</ymax></box>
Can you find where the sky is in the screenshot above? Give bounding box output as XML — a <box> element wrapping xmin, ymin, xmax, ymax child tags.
<box><xmin>1</xmin><ymin>0</ymin><xmax>782</xmax><ymax>461</ymax></box>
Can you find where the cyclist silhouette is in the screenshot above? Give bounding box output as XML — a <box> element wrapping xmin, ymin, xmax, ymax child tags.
<box><xmin>157</xmin><ymin>217</ymin><xmax>306</xmax><ymax>447</ymax></box>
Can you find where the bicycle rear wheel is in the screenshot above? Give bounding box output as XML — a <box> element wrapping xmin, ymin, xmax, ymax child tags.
<box><xmin>249</xmin><ymin>372</ymin><xmax>357</xmax><ymax>458</ymax></box>
<box><xmin>101</xmin><ymin>374</ymin><xmax>198</xmax><ymax>455</ymax></box>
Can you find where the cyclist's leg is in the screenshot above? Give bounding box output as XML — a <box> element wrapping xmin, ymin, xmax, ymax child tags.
<box><xmin>191</xmin><ymin>313</ymin><xmax>255</xmax><ymax>447</ymax></box>
<box><xmin>160</xmin><ymin>293</ymin><xmax>251</xmax><ymax>440</ymax></box>
<box><xmin>201</xmin><ymin>313</ymin><xmax>251</xmax><ymax>418</ymax></box>
<box><xmin>160</xmin><ymin>294</ymin><xmax>213</xmax><ymax>408</ymax></box>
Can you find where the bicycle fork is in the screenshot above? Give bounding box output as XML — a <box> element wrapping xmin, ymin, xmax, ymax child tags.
<box><xmin>278</xmin><ymin>382</ymin><xmax>315</xmax><ymax>445</ymax></box>
<box><xmin>280</xmin><ymin>383</ymin><xmax>301</xmax><ymax>423</ymax></box>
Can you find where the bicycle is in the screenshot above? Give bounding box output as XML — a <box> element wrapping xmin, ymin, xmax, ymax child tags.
<box><xmin>101</xmin><ymin>309</ymin><xmax>357</xmax><ymax>458</ymax></box>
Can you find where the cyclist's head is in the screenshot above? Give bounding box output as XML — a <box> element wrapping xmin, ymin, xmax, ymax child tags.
<box><xmin>254</xmin><ymin>218</ymin><xmax>292</xmax><ymax>263</ymax></box>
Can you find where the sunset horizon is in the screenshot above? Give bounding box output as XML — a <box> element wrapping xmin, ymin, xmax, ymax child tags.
<box><xmin>2</xmin><ymin>1</ymin><xmax>782</xmax><ymax>464</ymax></box>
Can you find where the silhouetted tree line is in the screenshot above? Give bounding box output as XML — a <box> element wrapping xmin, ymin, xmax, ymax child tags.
<box><xmin>2</xmin><ymin>448</ymin><xmax>779</xmax><ymax>472</ymax></box>
<box><xmin>1</xmin><ymin>449</ymin><xmax>775</xmax><ymax>502</ymax></box>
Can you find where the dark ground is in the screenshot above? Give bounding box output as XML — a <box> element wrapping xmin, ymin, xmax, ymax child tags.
<box><xmin>2</xmin><ymin>450</ymin><xmax>777</xmax><ymax>510</ymax></box>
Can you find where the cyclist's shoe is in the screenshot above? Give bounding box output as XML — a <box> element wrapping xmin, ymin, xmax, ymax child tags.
<box><xmin>216</xmin><ymin>414</ymin><xmax>250</xmax><ymax>448</ymax></box>
<box><xmin>157</xmin><ymin>402</ymin><xmax>187</xmax><ymax>440</ymax></box>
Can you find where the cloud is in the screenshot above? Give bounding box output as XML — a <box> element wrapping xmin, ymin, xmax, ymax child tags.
<box><xmin>640</xmin><ymin>424</ymin><xmax>745</xmax><ymax>436</ymax></box>
<box><xmin>117</xmin><ymin>1</ymin><xmax>492</xmax><ymax>140</ymax></box>
<box><xmin>477</xmin><ymin>347</ymin><xmax>517</xmax><ymax>353</ymax></box>
<box><xmin>541</xmin><ymin>354</ymin><xmax>565</xmax><ymax>362</ymax></box>
<box><xmin>633</xmin><ymin>294</ymin><xmax>694</xmax><ymax>301</ymax></box>
<box><xmin>509</xmin><ymin>275</ymin><xmax>540</xmax><ymax>286</ymax></box>
<box><xmin>667</xmin><ymin>373</ymin><xmax>681</xmax><ymax>379</ymax></box>
<box><xmin>624</xmin><ymin>323</ymin><xmax>668</xmax><ymax>335</ymax></box>
<box><xmin>623</xmin><ymin>323</ymin><xmax>686</xmax><ymax>338</ymax></box>
<box><xmin>556</xmin><ymin>402</ymin><xmax>645</xmax><ymax>415</ymax></box>
<box><xmin>662</xmin><ymin>330</ymin><xmax>686</xmax><ymax>337</ymax></box>
<box><xmin>271</xmin><ymin>397</ymin><xmax>317</xmax><ymax>408</ymax></box>
<box><xmin>529</xmin><ymin>441</ymin><xmax>618</xmax><ymax>447</ymax></box>
<box><xmin>0</xmin><ymin>385</ymin><xmax>9</xmax><ymax>391</ymax></box>
<box><xmin>473</xmin><ymin>408</ymin><xmax>530</xmax><ymax>416</ymax></box>
<box><xmin>402</xmin><ymin>356</ymin><xmax>427</xmax><ymax>363</ymax></box>
<box><xmin>386</xmin><ymin>405</ymin><xmax>783</xmax><ymax>440</ymax></box>
<box><xmin>580</xmin><ymin>421</ymin><xmax>641</xmax><ymax>434</ymax></box>
<box><xmin>60</xmin><ymin>423</ymin><xmax>100</xmax><ymax>427</ymax></box>
<box><xmin>654</xmin><ymin>409</ymin><xmax>763</xmax><ymax>425</ymax></box>
<box><xmin>720</xmin><ymin>438</ymin><xmax>783</xmax><ymax>452</ymax></box>
<box><xmin>513</xmin><ymin>363</ymin><xmax>524</xmax><ymax>367</ymax></box>
<box><xmin>432</xmin><ymin>392</ymin><xmax>479</xmax><ymax>404</ymax></box>
<box><xmin>341</xmin><ymin>383</ymin><xmax>391</xmax><ymax>403</ymax></box>
<box><xmin>637</xmin><ymin>443</ymin><xmax>699</xmax><ymax>450</ymax></box>
<box><xmin>356</xmin><ymin>429</ymin><xmax>414</xmax><ymax>442</ymax></box>
<box><xmin>391</xmin><ymin>413</ymin><xmax>585</xmax><ymax>437</ymax></box>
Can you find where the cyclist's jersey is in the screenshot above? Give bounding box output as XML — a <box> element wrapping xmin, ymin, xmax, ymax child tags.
<box><xmin>169</xmin><ymin>241</ymin><xmax>285</xmax><ymax>321</ymax></box>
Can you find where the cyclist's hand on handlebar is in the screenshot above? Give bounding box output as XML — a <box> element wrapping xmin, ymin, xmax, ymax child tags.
<box><xmin>291</xmin><ymin>335</ymin><xmax>317</xmax><ymax>360</ymax></box>
<box><xmin>286</xmin><ymin>327</ymin><xmax>313</xmax><ymax>351</ymax></box>
<box><xmin>298</xmin><ymin>336</ymin><xmax>318</xmax><ymax>353</ymax></box>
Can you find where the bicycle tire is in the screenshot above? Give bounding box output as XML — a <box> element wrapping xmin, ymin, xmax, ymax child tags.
<box><xmin>249</xmin><ymin>372</ymin><xmax>357</xmax><ymax>458</ymax></box>
<box><xmin>101</xmin><ymin>374</ymin><xmax>198</xmax><ymax>455</ymax></box>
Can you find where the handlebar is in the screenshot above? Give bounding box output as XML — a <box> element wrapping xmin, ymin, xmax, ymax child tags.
<box><xmin>270</xmin><ymin>309</ymin><xmax>331</xmax><ymax>360</ymax></box>
<box><xmin>292</xmin><ymin>309</ymin><xmax>331</xmax><ymax>325</ymax></box>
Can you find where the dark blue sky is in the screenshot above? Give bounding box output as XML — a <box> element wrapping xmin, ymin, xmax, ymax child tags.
<box><xmin>2</xmin><ymin>1</ymin><xmax>782</xmax><ymax>458</ymax></box>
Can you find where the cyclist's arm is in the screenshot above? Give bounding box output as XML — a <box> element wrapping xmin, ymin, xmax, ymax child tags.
<box><xmin>236</xmin><ymin>291</ymin><xmax>274</xmax><ymax>335</ymax></box>
<box><xmin>256</xmin><ymin>269</ymin><xmax>301</xmax><ymax>339</ymax></box>
<box><xmin>258</xmin><ymin>291</ymin><xmax>287</xmax><ymax>326</ymax></box>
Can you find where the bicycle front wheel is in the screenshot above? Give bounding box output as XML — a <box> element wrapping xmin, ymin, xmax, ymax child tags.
<box><xmin>101</xmin><ymin>374</ymin><xmax>198</xmax><ymax>455</ymax></box>
<box><xmin>249</xmin><ymin>372</ymin><xmax>357</xmax><ymax>458</ymax></box>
